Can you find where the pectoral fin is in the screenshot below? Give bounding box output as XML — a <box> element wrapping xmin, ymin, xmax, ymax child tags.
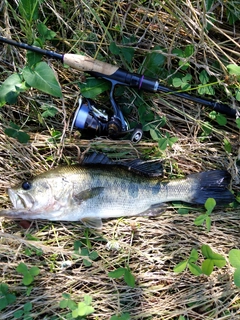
<box><xmin>81</xmin><ymin>217</ymin><xmax>103</xmax><ymax>229</ymax></box>
<box><xmin>73</xmin><ymin>187</ymin><xmax>104</xmax><ymax>204</ymax></box>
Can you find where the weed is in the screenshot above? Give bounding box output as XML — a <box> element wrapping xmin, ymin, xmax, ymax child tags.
<box><xmin>73</xmin><ymin>238</ymin><xmax>99</xmax><ymax>267</ymax></box>
<box><xmin>173</xmin><ymin>248</ymin><xmax>202</xmax><ymax>276</ymax></box>
<box><xmin>4</xmin><ymin>122</ymin><xmax>30</xmax><ymax>143</ymax></box>
<box><xmin>16</xmin><ymin>262</ymin><xmax>40</xmax><ymax>286</ymax></box>
<box><xmin>13</xmin><ymin>302</ymin><xmax>33</xmax><ymax>320</ymax></box>
<box><xmin>172</xmin><ymin>45</ymin><xmax>194</xmax><ymax>71</ymax></box>
<box><xmin>110</xmin><ymin>313</ymin><xmax>131</xmax><ymax>320</ymax></box>
<box><xmin>0</xmin><ymin>283</ymin><xmax>16</xmax><ymax>311</ymax></box>
<box><xmin>201</xmin><ymin>244</ymin><xmax>226</xmax><ymax>276</ymax></box>
<box><xmin>194</xmin><ymin>198</ymin><xmax>216</xmax><ymax>232</ymax></box>
<box><xmin>60</xmin><ymin>293</ymin><xmax>94</xmax><ymax>319</ymax></box>
<box><xmin>174</xmin><ymin>244</ymin><xmax>226</xmax><ymax>277</ymax></box>
<box><xmin>72</xmin><ymin>295</ymin><xmax>94</xmax><ymax>318</ymax></box>
<box><xmin>229</xmin><ymin>249</ymin><xmax>240</xmax><ymax>287</ymax></box>
<box><xmin>108</xmin><ymin>267</ymin><xmax>135</xmax><ymax>288</ymax></box>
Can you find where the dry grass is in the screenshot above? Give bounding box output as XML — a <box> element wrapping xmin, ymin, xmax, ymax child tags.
<box><xmin>0</xmin><ymin>0</ymin><xmax>240</xmax><ymax>319</ymax></box>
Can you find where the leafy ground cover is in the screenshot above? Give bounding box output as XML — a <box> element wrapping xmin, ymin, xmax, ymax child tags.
<box><xmin>0</xmin><ymin>0</ymin><xmax>240</xmax><ymax>319</ymax></box>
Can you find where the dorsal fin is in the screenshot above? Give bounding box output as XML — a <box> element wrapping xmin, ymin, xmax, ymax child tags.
<box><xmin>81</xmin><ymin>152</ymin><xmax>163</xmax><ymax>178</ymax></box>
<box><xmin>81</xmin><ymin>152</ymin><xmax>113</xmax><ymax>165</ymax></box>
<box><xmin>118</xmin><ymin>159</ymin><xmax>163</xmax><ymax>177</ymax></box>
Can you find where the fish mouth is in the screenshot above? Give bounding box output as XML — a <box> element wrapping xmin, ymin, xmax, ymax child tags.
<box><xmin>8</xmin><ymin>188</ymin><xmax>34</xmax><ymax>210</ymax></box>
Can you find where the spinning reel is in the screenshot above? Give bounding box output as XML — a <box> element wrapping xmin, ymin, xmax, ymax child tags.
<box><xmin>71</xmin><ymin>95</ymin><xmax>143</xmax><ymax>143</ymax></box>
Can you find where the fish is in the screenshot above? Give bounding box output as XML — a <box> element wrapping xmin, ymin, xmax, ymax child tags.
<box><xmin>0</xmin><ymin>153</ymin><xmax>235</xmax><ymax>229</ymax></box>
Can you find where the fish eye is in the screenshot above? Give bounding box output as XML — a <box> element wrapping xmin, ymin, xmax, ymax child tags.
<box><xmin>22</xmin><ymin>181</ymin><xmax>32</xmax><ymax>190</ymax></box>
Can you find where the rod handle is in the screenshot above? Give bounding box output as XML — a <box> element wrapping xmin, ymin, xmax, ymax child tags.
<box><xmin>63</xmin><ymin>53</ymin><xmax>118</xmax><ymax>75</ymax></box>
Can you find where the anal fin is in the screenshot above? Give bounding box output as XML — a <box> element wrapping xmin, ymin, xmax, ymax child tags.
<box><xmin>81</xmin><ymin>217</ymin><xmax>103</xmax><ymax>229</ymax></box>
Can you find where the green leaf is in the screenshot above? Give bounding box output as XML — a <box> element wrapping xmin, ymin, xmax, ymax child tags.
<box><xmin>172</xmin><ymin>77</ymin><xmax>182</xmax><ymax>88</ymax></box>
<box><xmin>14</xmin><ymin>310</ymin><xmax>24</xmax><ymax>318</ymax></box>
<box><xmin>150</xmin><ymin>128</ymin><xmax>162</xmax><ymax>141</ymax></box>
<box><xmin>216</xmin><ymin>113</ymin><xmax>227</xmax><ymax>126</ymax></box>
<box><xmin>194</xmin><ymin>214</ymin><xmax>206</xmax><ymax>226</ymax></box>
<box><xmin>41</xmin><ymin>105</ymin><xmax>58</xmax><ymax>118</ymax></box>
<box><xmin>109</xmin><ymin>42</ymin><xmax>120</xmax><ymax>55</ymax></box>
<box><xmin>229</xmin><ymin>249</ymin><xmax>240</xmax><ymax>268</ymax></box>
<box><xmin>201</xmin><ymin>244</ymin><xmax>212</xmax><ymax>258</ymax></box>
<box><xmin>0</xmin><ymin>297</ymin><xmax>8</xmax><ymax>311</ymax></box>
<box><xmin>142</xmin><ymin>45</ymin><xmax>166</xmax><ymax>77</ymax></box>
<box><xmin>79</xmin><ymin>77</ymin><xmax>111</xmax><ymax>99</ymax></box>
<box><xmin>205</xmin><ymin>215</ymin><xmax>211</xmax><ymax>232</ymax></box>
<box><xmin>37</xmin><ymin>23</ymin><xmax>56</xmax><ymax>40</ymax></box>
<box><xmin>184</xmin><ymin>44</ymin><xmax>194</xmax><ymax>57</ymax></box>
<box><xmin>0</xmin><ymin>284</ymin><xmax>16</xmax><ymax>311</ymax></box>
<box><xmin>59</xmin><ymin>299</ymin><xmax>69</xmax><ymax>308</ymax></box>
<box><xmin>201</xmin><ymin>245</ymin><xmax>226</xmax><ymax>268</ymax></box>
<box><xmin>6</xmin><ymin>293</ymin><xmax>16</xmax><ymax>305</ymax></box>
<box><xmin>236</xmin><ymin>89</ymin><xmax>240</xmax><ymax>101</ymax></box>
<box><xmin>124</xmin><ymin>269</ymin><xmax>135</xmax><ymax>288</ymax></box>
<box><xmin>172</xmin><ymin>74</ymin><xmax>192</xmax><ymax>90</ymax></box>
<box><xmin>68</xmin><ymin>300</ymin><xmax>77</xmax><ymax>310</ymax></box>
<box><xmin>202</xmin><ymin>259</ymin><xmax>214</xmax><ymax>276</ymax></box>
<box><xmin>198</xmin><ymin>85</ymin><xmax>215</xmax><ymax>95</ymax></box>
<box><xmin>81</xmin><ymin>247</ymin><xmax>89</xmax><ymax>256</ymax></box>
<box><xmin>26</xmin><ymin>51</ymin><xmax>43</xmax><ymax>67</ymax></box>
<box><xmin>29</xmin><ymin>266</ymin><xmax>40</xmax><ymax>276</ymax></box>
<box><xmin>158</xmin><ymin>138</ymin><xmax>168</xmax><ymax>151</ymax></box>
<box><xmin>227</xmin><ymin>64</ymin><xmax>240</xmax><ymax>80</ymax></box>
<box><xmin>168</xmin><ymin>136</ymin><xmax>178</xmax><ymax>147</ymax></box>
<box><xmin>224</xmin><ymin>138</ymin><xmax>232</xmax><ymax>153</ymax></box>
<box><xmin>26</xmin><ymin>286</ymin><xmax>33</xmax><ymax>296</ymax></box>
<box><xmin>16</xmin><ymin>131</ymin><xmax>31</xmax><ymax>144</ymax></box>
<box><xmin>24</xmin><ymin>302</ymin><xmax>32</xmax><ymax>312</ymax></box>
<box><xmin>4</xmin><ymin>128</ymin><xmax>18</xmax><ymax>139</ymax></box>
<box><xmin>23</xmin><ymin>273</ymin><xmax>34</xmax><ymax>286</ymax></box>
<box><xmin>75</xmin><ymin>301</ymin><xmax>94</xmax><ymax>317</ymax></box>
<box><xmin>178</xmin><ymin>208</ymin><xmax>190</xmax><ymax>214</ymax></box>
<box><xmin>188</xmin><ymin>262</ymin><xmax>202</xmax><ymax>276</ymax></box>
<box><xmin>233</xmin><ymin>268</ymin><xmax>240</xmax><ymax>288</ymax></box>
<box><xmin>199</xmin><ymin>70</ymin><xmax>209</xmax><ymax>84</ymax></box>
<box><xmin>72</xmin><ymin>308</ymin><xmax>79</xmax><ymax>318</ymax></box>
<box><xmin>0</xmin><ymin>283</ymin><xmax>9</xmax><ymax>295</ymax></box>
<box><xmin>84</xmin><ymin>295</ymin><xmax>92</xmax><ymax>305</ymax></box>
<box><xmin>0</xmin><ymin>73</ymin><xmax>25</xmax><ymax>106</ymax></box>
<box><xmin>205</xmin><ymin>0</ymin><xmax>214</xmax><ymax>11</ymax></box>
<box><xmin>83</xmin><ymin>259</ymin><xmax>92</xmax><ymax>267</ymax></box>
<box><xmin>236</xmin><ymin>118</ymin><xmax>240</xmax><ymax>129</ymax></box>
<box><xmin>23</xmin><ymin>61</ymin><xmax>62</xmax><ymax>97</ymax></box>
<box><xmin>108</xmin><ymin>268</ymin><xmax>126</xmax><ymax>279</ymax></box>
<box><xmin>189</xmin><ymin>249</ymin><xmax>198</xmax><ymax>262</ymax></box>
<box><xmin>16</xmin><ymin>262</ymin><xmax>28</xmax><ymax>274</ymax></box>
<box><xmin>19</xmin><ymin>0</ymin><xmax>41</xmax><ymax>22</ymax></box>
<box><xmin>204</xmin><ymin>198</ymin><xmax>216</xmax><ymax>214</ymax></box>
<box><xmin>62</xmin><ymin>293</ymin><xmax>71</xmax><ymax>300</ymax></box>
<box><xmin>89</xmin><ymin>251</ymin><xmax>99</xmax><ymax>260</ymax></box>
<box><xmin>121</xmin><ymin>47</ymin><xmax>135</xmax><ymax>64</ymax></box>
<box><xmin>5</xmin><ymin>125</ymin><xmax>30</xmax><ymax>144</ymax></box>
<box><xmin>173</xmin><ymin>260</ymin><xmax>187</xmax><ymax>273</ymax></box>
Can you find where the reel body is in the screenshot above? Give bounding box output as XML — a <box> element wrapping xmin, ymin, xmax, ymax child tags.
<box><xmin>72</xmin><ymin>96</ymin><xmax>143</xmax><ymax>142</ymax></box>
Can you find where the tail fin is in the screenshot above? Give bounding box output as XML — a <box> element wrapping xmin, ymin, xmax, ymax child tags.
<box><xmin>188</xmin><ymin>170</ymin><xmax>234</xmax><ymax>205</ymax></box>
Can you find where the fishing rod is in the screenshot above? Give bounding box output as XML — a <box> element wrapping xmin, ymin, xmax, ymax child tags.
<box><xmin>0</xmin><ymin>36</ymin><xmax>237</xmax><ymax>142</ymax></box>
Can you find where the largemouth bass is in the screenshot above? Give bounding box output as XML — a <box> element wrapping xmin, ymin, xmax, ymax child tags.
<box><xmin>0</xmin><ymin>153</ymin><xmax>234</xmax><ymax>228</ymax></box>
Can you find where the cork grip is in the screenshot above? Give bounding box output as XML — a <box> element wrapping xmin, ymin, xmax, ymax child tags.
<box><xmin>63</xmin><ymin>54</ymin><xmax>118</xmax><ymax>75</ymax></box>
